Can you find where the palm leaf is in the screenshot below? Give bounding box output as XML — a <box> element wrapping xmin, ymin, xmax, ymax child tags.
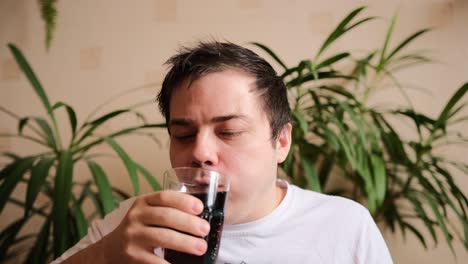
<box><xmin>372</xmin><ymin>113</ymin><xmax>408</xmax><ymax>164</ymax></box>
<box><xmin>402</xmin><ymin>221</ymin><xmax>428</xmax><ymax>249</ymax></box>
<box><xmin>39</xmin><ymin>0</ymin><xmax>58</xmax><ymax>51</ymax></box>
<box><xmin>0</xmin><ymin>157</ymin><xmax>36</xmax><ymax>213</ymax></box>
<box><xmin>0</xmin><ymin>218</ymin><xmax>27</xmax><ymax>260</ymax></box>
<box><xmin>135</xmin><ymin>163</ymin><xmax>161</xmax><ymax>191</ymax></box>
<box><xmin>434</xmin><ymin>82</ymin><xmax>468</xmax><ymax>132</ymax></box>
<box><xmin>80</xmin><ymin>184</ymin><xmax>105</xmax><ymax>218</ymax></box>
<box><xmin>292</xmin><ymin>111</ymin><xmax>308</xmax><ymax>136</ymax></box>
<box><xmin>25</xmin><ymin>218</ymin><xmax>51</xmax><ymax>264</ymax></box>
<box><xmin>315</xmin><ymin>52</ymin><xmax>350</xmax><ymax>70</ymax></box>
<box><xmin>52</xmin><ymin>151</ymin><xmax>73</xmax><ymax>257</ymax></box>
<box><xmin>385</xmin><ymin>29</ymin><xmax>430</xmax><ymax>65</ymax></box>
<box><xmin>316</xmin><ymin>6</ymin><xmax>375</xmax><ymax>59</ymax></box>
<box><xmin>299</xmin><ymin>151</ymin><xmax>321</xmax><ymax>192</ymax></box>
<box><xmin>318</xmin><ymin>85</ymin><xmax>356</xmax><ymax>100</ymax></box>
<box><xmin>250</xmin><ymin>42</ymin><xmax>288</xmax><ymax>70</ymax></box>
<box><xmin>407</xmin><ymin>193</ymin><xmax>438</xmax><ymax>244</ymax></box>
<box><xmin>74</xmin><ymin>109</ymin><xmax>152</xmax><ymax>148</ymax></box>
<box><xmin>424</xmin><ymin>192</ymin><xmax>454</xmax><ymax>254</ymax></box>
<box><xmin>52</xmin><ymin>102</ymin><xmax>78</xmax><ymax>140</ymax></box>
<box><xmin>377</xmin><ymin>13</ymin><xmax>397</xmax><ymax>70</ymax></box>
<box><xmin>286</xmin><ymin>71</ymin><xmax>355</xmax><ymax>88</ymax></box>
<box><xmin>112</xmin><ymin>186</ymin><xmax>131</xmax><ymax>200</ymax></box>
<box><xmin>87</xmin><ymin>160</ymin><xmax>116</xmax><ymax>214</ymax></box>
<box><xmin>370</xmin><ymin>154</ymin><xmax>386</xmax><ymax>207</ymax></box>
<box><xmin>104</xmin><ymin>137</ymin><xmax>139</xmax><ymax>196</ymax></box>
<box><xmin>25</xmin><ymin>156</ymin><xmax>54</xmax><ymax>217</ymax></box>
<box><xmin>33</xmin><ymin>117</ymin><xmax>57</xmax><ymax>149</ymax></box>
<box><xmin>7</xmin><ymin>44</ymin><xmax>62</xmax><ymax>149</ymax></box>
<box><xmin>445</xmin><ymin>196</ymin><xmax>468</xmax><ymax>250</ymax></box>
<box><xmin>18</xmin><ymin>117</ymin><xmax>57</xmax><ymax>149</ymax></box>
<box><xmin>74</xmin><ymin>109</ymin><xmax>130</xmax><ymax>145</ymax></box>
<box><xmin>71</xmin><ymin>196</ymin><xmax>88</xmax><ymax>239</ymax></box>
<box><xmin>7</xmin><ymin>44</ymin><xmax>53</xmax><ymax>116</ymax></box>
<box><xmin>74</xmin><ymin>123</ymin><xmax>166</xmax><ymax>154</ymax></box>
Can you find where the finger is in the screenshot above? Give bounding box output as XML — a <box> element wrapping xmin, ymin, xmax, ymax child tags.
<box><xmin>144</xmin><ymin>190</ymin><xmax>204</xmax><ymax>215</ymax></box>
<box><xmin>140</xmin><ymin>206</ymin><xmax>210</xmax><ymax>237</ymax></box>
<box><xmin>143</xmin><ymin>226</ymin><xmax>208</xmax><ymax>256</ymax></box>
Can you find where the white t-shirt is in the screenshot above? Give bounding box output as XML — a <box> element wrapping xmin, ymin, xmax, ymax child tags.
<box><xmin>52</xmin><ymin>181</ymin><xmax>393</xmax><ymax>264</ymax></box>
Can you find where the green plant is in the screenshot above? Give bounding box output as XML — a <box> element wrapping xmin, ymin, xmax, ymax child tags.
<box><xmin>0</xmin><ymin>44</ymin><xmax>165</xmax><ymax>263</ymax></box>
<box><xmin>253</xmin><ymin>6</ymin><xmax>468</xmax><ymax>253</ymax></box>
<box><xmin>39</xmin><ymin>0</ymin><xmax>58</xmax><ymax>51</ymax></box>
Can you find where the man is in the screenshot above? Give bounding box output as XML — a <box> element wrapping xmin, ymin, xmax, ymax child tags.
<box><xmin>53</xmin><ymin>41</ymin><xmax>393</xmax><ymax>263</ymax></box>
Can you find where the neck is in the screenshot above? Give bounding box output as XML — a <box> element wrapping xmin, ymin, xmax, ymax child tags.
<box><xmin>227</xmin><ymin>181</ymin><xmax>286</xmax><ymax>225</ymax></box>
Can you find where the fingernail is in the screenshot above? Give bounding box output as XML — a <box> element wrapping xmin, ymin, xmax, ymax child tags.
<box><xmin>196</xmin><ymin>240</ymin><xmax>207</xmax><ymax>253</ymax></box>
<box><xmin>193</xmin><ymin>202</ymin><xmax>203</xmax><ymax>213</ymax></box>
<box><xmin>200</xmin><ymin>222</ymin><xmax>210</xmax><ymax>234</ymax></box>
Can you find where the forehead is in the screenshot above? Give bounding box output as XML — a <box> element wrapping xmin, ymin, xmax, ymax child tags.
<box><xmin>169</xmin><ymin>69</ymin><xmax>266</xmax><ymax>120</ymax></box>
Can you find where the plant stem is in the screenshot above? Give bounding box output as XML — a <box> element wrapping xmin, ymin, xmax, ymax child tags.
<box><xmin>50</xmin><ymin>116</ymin><xmax>63</xmax><ymax>151</ymax></box>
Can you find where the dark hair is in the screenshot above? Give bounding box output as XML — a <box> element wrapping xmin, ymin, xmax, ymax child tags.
<box><xmin>157</xmin><ymin>41</ymin><xmax>291</xmax><ymax>140</ymax></box>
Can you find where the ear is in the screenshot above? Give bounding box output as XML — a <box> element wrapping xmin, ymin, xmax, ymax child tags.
<box><xmin>275</xmin><ymin>123</ymin><xmax>292</xmax><ymax>163</ymax></box>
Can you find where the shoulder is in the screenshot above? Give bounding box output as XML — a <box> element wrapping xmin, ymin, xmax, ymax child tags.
<box><xmin>291</xmin><ymin>185</ymin><xmax>367</xmax><ymax>213</ymax></box>
<box><xmin>288</xmin><ymin>185</ymin><xmax>370</xmax><ymax>226</ymax></box>
<box><xmin>285</xmin><ymin>185</ymin><xmax>393</xmax><ymax>263</ymax></box>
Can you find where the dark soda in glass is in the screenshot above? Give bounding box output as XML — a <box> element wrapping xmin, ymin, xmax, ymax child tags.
<box><xmin>164</xmin><ymin>191</ymin><xmax>227</xmax><ymax>264</ymax></box>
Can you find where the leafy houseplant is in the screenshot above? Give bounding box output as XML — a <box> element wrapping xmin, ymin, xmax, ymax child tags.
<box><xmin>1</xmin><ymin>5</ymin><xmax>467</xmax><ymax>264</ymax></box>
<box><xmin>0</xmin><ymin>44</ymin><xmax>165</xmax><ymax>263</ymax></box>
<box><xmin>253</xmin><ymin>7</ymin><xmax>468</xmax><ymax>253</ymax></box>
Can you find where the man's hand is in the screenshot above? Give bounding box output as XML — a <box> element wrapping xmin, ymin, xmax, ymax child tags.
<box><xmin>66</xmin><ymin>190</ymin><xmax>210</xmax><ymax>264</ymax></box>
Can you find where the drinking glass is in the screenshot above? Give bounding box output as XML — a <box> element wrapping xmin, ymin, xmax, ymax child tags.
<box><xmin>163</xmin><ymin>167</ymin><xmax>230</xmax><ymax>264</ymax></box>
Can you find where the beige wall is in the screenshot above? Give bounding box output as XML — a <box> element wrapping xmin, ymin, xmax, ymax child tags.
<box><xmin>1</xmin><ymin>0</ymin><xmax>467</xmax><ymax>263</ymax></box>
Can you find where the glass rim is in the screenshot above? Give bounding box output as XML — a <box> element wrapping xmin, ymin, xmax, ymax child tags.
<box><xmin>163</xmin><ymin>167</ymin><xmax>230</xmax><ymax>192</ymax></box>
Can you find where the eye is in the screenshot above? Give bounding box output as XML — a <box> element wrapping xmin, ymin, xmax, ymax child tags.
<box><xmin>173</xmin><ymin>134</ymin><xmax>196</xmax><ymax>143</ymax></box>
<box><xmin>218</xmin><ymin>131</ymin><xmax>242</xmax><ymax>139</ymax></box>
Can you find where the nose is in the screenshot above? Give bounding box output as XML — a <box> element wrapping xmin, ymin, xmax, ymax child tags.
<box><xmin>190</xmin><ymin>130</ymin><xmax>219</xmax><ymax>168</ymax></box>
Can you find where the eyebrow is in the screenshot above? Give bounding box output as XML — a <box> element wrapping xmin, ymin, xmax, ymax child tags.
<box><xmin>169</xmin><ymin>114</ymin><xmax>248</xmax><ymax>127</ymax></box>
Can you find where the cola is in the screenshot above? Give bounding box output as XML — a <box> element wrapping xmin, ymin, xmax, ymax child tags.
<box><xmin>164</xmin><ymin>191</ymin><xmax>227</xmax><ymax>264</ymax></box>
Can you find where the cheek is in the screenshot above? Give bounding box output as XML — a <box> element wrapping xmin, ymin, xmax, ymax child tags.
<box><xmin>220</xmin><ymin>139</ymin><xmax>276</xmax><ymax>187</ymax></box>
<box><xmin>169</xmin><ymin>142</ymin><xmax>188</xmax><ymax>167</ymax></box>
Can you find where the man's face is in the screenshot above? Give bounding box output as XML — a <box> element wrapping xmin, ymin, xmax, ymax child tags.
<box><xmin>168</xmin><ymin>69</ymin><xmax>291</xmax><ymax>224</ymax></box>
